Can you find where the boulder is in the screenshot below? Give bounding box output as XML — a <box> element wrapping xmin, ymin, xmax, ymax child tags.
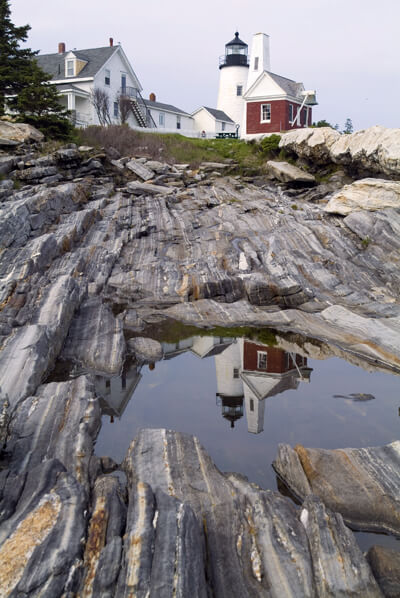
<box><xmin>280</xmin><ymin>126</ymin><xmax>400</xmax><ymax>177</ymax></box>
<box><xmin>128</xmin><ymin>336</ymin><xmax>163</xmax><ymax>362</ymax></box>
<box><xmin>274</xmin><ymin>440</ymin><xmax>400</xmax><ymax>535</ymax></box>
<box><xmin>145</xmin><ymin>160</ymin><xmax>169</xmax><ymax>174</ymax></box>
<box><xmin>0</xmin><ymin>121</ymin><xmax>44</xmax><ymax>145</ymax></box>
<box><xmin>367</xmin><ymin>545</ymin><xmax>400</xmax><ymax>598</ymax></box>
<box><xmin>266</xmin><ymin>160</ymin><xmax>316</xmax><ymax>184</ymax></box>
<box><xmin>279</xmin><ymin>127</ymin><xmax>341</xmax><ymax>162</ymax></box>
<box><xmin>325</xmin><ymin>178</ymin><xmax>400</xmax><ymax>215</ymax></box>
<box><xmin>125</xmin><ymin>180</ymin><xmax>174</xmax><ymax>195</ymax></box>
<box><xmin>126</xmin><ymin>159</ymin><xmax>155</xmax><ymax>180</ymax></box>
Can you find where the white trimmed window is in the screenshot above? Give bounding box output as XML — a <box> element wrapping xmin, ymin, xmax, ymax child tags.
<box><xmin>289</xmin><ymin>104</ymin><xmax>294</xmax><ymax>123</ymax></box>
<box><xmin>176</xmin><ymin>115</ymin><xmax>181</xmax><ymax>129</ymax></box>
<box><xmin>66</xmin><ymin>59</ymin><xmax>74</xmax><ymax>77</ymax></box>
<box><xmin>105</xmin><ymin>69</ymin><xmax>111</xmax><ymax>86</ymax></box>
<box><xmin>159</xmin><ymin>112</ymin><xmax>165</xmax><ymax>126</ymax></box>
<box><xmin>236</xmin><ymin>85</ymin><xmax>243</xmax><ymax>96</ymax></box>
<box><xmin>222</xmin><ymin>122</ymin><xmax>226</xmax><ymax>131</ymax></box>
<box><xmin>257</xmin><ymin>351</ymin><xmax>268</xmax><ymax>370</ymax></box>
<box><xmin>113</xmin><ymin>101</ymin><xmax>119</xmax><ymax>118</ymax></box>
<box><xmin>254</xmin><ymin>57</ymin><xmax>259</xmax><ymax>70</ymax></box>
<box><xmin>233</xmin><ymin>368</ymin><xmax>239</xmax><ymax>379</ymax></box>
<box><xmin>261</xmin><ymin>104</ymin><xmax>271</xmax><ymax>122</ymax></box>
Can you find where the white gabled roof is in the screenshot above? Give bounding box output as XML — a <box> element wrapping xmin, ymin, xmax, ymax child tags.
<box><xmin>244</xmin><ymin>70</ymin><xmax>305</xmax><ymax>102</ymax></box>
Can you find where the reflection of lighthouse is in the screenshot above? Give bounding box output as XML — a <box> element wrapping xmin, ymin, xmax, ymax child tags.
<box><xmin>215</xmin><ymin>338</ymin><xmax>312</xmax><ymax>433</ymax></box>
<box><xmin>215</xmin><ymin>341</ymin><xmax>244</xmax><ymax>428</ymax></box>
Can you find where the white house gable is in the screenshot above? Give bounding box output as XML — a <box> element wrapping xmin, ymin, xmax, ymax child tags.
<box><xmin>244</xmin><ymin>72</ymin><xmax>287</xmax><ymax>101</ymax></box>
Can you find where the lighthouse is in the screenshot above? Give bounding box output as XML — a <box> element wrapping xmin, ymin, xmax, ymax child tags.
<box><xmin>216</xmin><ymin>32</ymin><xmax>249</xmax><ymax>135</ymax></box>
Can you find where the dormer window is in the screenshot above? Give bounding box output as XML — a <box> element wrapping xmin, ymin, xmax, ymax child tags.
<box><xmin>66</xmin><ymin>59</ymin><xmax>74</xmax><ymax>77</ymax></box>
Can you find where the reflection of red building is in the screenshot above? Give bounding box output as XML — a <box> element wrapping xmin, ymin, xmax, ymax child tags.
<box><xmin>243</xmin><ymin>342</ymin><xmax>307</xmax><ymax>374</ymax></box>
<box><xmin>215</xmin><ymin>339</ymin><xmax>312</xmax><ymax>434</ymax></box>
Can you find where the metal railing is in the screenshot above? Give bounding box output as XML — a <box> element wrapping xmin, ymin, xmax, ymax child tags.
<box><xmin>219</xmin><ymin>54</ymin><xmax>250</xmax><ymax>68</ymax></box>
<box><xmin>119</xmin><ymin>87</ymin><xmax>157</xmax><ymax>128</ymax></box>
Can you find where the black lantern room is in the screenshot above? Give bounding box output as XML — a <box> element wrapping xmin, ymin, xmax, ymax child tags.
<box><xmin>216</xmin><ymin>393</ymin><xmax>244</xmax><ymax>428</ymax></box>
<box><xmin>219</xmin><ymin>32</ymin><xmax>249</xmax><ymax>69</ymax></box>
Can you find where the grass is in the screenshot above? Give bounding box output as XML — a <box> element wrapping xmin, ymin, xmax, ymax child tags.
<box><xmin>76</xmin><ymin>125</ymin><xmax>266</xmax><ymax>170</ymax></box>
<box><xmin>134</xmin><ymin>317</ymin><xmax>277</xmax><ymax>347</ymax></box>
<box><xmin>361</xmin><ymin>236</ymin><xmax>371</xmax><ymax>248</ymax></box>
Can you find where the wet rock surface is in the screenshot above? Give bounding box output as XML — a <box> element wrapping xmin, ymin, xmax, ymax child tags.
<box><xmin>0</xmin><ymin>129</ymin><xmax>400</xmax><ymax>595</ymax></box>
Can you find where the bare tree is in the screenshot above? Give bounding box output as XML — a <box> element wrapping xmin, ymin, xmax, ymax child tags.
<box><xmin>116</xmin><ymin>92</ymin><xmax>132</xmax><ymax>125</ymax></box>
<box><xmin>90</xmin><ymin>87</ymin><xmax>111</xmax><ymax>126</ymax></box>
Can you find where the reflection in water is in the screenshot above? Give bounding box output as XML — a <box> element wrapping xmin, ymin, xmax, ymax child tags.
<box><xmin>216</xmin><ymin>339</ymin><xmax>312</xmax><ymax>433</ymax></box>
<box><xmin>95</xmin><ymin>362</ymin><xmax>142</xmax><ymax>419</ymax></box>
<box><xmin>333</xmin><ymin>393</ymin><xmax>376</xmax><ymax>402</ymax></box>
<box><xmin>94</xmin><ymin>332</ymin><xmax>400</xmax><ymax>554</ymax></box>
<box><xmin>95</xmin><ymin>335</ymin><xmax>312</xmax><ymax>435</ymax></box>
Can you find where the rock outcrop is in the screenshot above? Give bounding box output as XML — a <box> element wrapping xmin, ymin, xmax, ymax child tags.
<box><xmin>279</xmin><ymin>125</ymin><xmax>400</xmax><ymax>177</ymax></box>
<box><xmin>273</xmin><ymin>441</ymin><xmax>400</xmax><ymax>535</ymax></box>
<box><xmin>1</xmin><ymin>130</ymin><xmax>400</xmax><ymax>595</ymax></box>
<box><xmin>0</xmin><ymin>121</ymin><xmax>44</xmax><ymax>147</ymax></box>
<box><xmin>266</xmin><ymin>160</ymin><xmax>316</xmax><ymax>184</ymax></box>
<box><xmin>325</xmin><ymin>178</ymin><xmax>400</xmax><ymax>215</ymax></box>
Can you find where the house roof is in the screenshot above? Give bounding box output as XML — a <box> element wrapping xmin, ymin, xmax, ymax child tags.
<box><xmin>267</xmin><ymin>71</ymin><xmax>304</xmax><ymax>97</ymax></box>
<box><xmin>244</xmin><ymin>70</ymin><xmax>304</xmax><ymax>101</ymax></box>
<box><xmin>202</xmin><ymin>107</ymin><xmax>234</xmax><ymax>123</ymax></box>
<box><xmin>55</xmin><ymin>82</ymin><xmax>89</xmax><ymax>94</ymax></box>
<box><xmin>36</xmin><ymin>46</ymin><xmax>117</xmax><ymax>81</ymax></box>
<box><xmin>145</xmin><ymin>100</ymin><xmax>191</xmax><ymax>117</ymax></box>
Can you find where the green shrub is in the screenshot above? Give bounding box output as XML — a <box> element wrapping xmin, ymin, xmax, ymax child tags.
<box><xmin>259</xmin><ymin>134</ymin><xmax>281</xmax><ymax>156</ymax></box>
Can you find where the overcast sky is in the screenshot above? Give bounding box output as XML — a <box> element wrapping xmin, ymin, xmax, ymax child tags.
<box><xmin>9</xmin><ymin>0</ymin><xmax>400</xmax><ymax>131</ymax></box>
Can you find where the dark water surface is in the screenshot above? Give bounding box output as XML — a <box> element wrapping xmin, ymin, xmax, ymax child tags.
<box><xmin>94</xmin><ymin>332</ymin><xmax>400</xmax><ymax>551</ymax></box>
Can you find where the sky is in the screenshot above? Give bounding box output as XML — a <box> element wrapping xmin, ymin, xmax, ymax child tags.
<box><xmin>9</xmin><ymin>0</ymin><xmax>400</xmax><ymax>132</ymax></box>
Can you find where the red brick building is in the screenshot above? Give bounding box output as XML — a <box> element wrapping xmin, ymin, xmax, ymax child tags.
<box><xmin>244</xmin><ymin>71</ymin><xmax>317</xmax><ymax>136</ymax></box>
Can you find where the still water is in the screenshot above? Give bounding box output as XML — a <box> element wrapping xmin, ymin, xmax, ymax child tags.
<box><xmin>94</xmin><ymin>331</ymin><xmax>400</xmax><ymax>550</ymax></box>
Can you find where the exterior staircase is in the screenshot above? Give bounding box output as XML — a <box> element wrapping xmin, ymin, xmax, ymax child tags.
<box><xmin>119</xmin><ymin>86</ymin><xmax>157</xmax><ymax>128</ymax></box>
<box><xmin>130</xmin><ymin>99</ymin><xmax>147</xmax><ymax>127</ymax></box>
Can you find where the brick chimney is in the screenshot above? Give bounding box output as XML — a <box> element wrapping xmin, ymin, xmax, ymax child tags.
<box><xmin>149</xmin><ymin>92</ymin><xmax>156</xmax><ymax>102</ymax></box>
<box><xmin>58</xmin><ymin>42</ymin><xmax>66</xmax><ymax>54</ymax></box>
<box><xmin>109</xmin><ymin>37</ymin><xmax>114</xmax><ymax>47</ymax></box>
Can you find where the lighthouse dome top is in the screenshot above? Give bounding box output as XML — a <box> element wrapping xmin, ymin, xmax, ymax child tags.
<box><xmin>226</xmin><ymin>32</ymin><xmax>248</xmax><ymax>48</ymax></box>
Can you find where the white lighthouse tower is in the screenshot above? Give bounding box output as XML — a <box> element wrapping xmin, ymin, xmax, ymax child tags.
<box><xmin>217</xmin><ymin>32</ymin><xmax>249</xmax><ymax>135</ymax></box>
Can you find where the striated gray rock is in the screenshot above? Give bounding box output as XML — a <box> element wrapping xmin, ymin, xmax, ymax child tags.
<box><xmin>0</xmin><ymin>275</ymin><xmax>80</xmax><ymax>408</ymax></box>
<box><xmin>79</xmin><ymin>475</ymin><xmax>126</xmax><ymax>598</ymax></box>
<box><xmin>0</xmin><ymin>459</ymin><xmax>87</xmax><ymax>597</ymax></box>
<box><xmin>125</xmin><ymin>180</ymin><xmax>174</xmax><ymax>195</ymax></box>
<box><xmin>126</xmin><ymin>159</ymin><xmax>155</xmax><ymax>180</ymax></box>
<box><xmin>325</xmin><ymin>178</ymin><xmax>400</xmax><ymax>215</ymax></box>
<box><xmin>300</xmin><ymin>495</ymin><xmax>383</xmax><ymax>598</ymax></box>
<box><xmin>367</xmin><ymin>545</ymin><xmax>400</xmax><ymax>598</ymax></box>
<box><xmin>0</xmin><ymin>136</ymin><xmax>399</xmax><ymax>596</ymax></box>
<box><xmin>120</xmin><ymin>428</ymin><xmax>382</xmax><ymax>598</ymax></box>
<box><xmin>62</xmin><ymin>296</ymin><xmax>125</xmax><ymax>375</ymax></box>
<box><xmin>274</xmin><ymin>441</ymin><xmax>400</xmax><ymax>535</ymax></box>
<box><xmin>266</xmin><ymin>160</ymin><xmax>316</xmax><ymax>184</ymax></box>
